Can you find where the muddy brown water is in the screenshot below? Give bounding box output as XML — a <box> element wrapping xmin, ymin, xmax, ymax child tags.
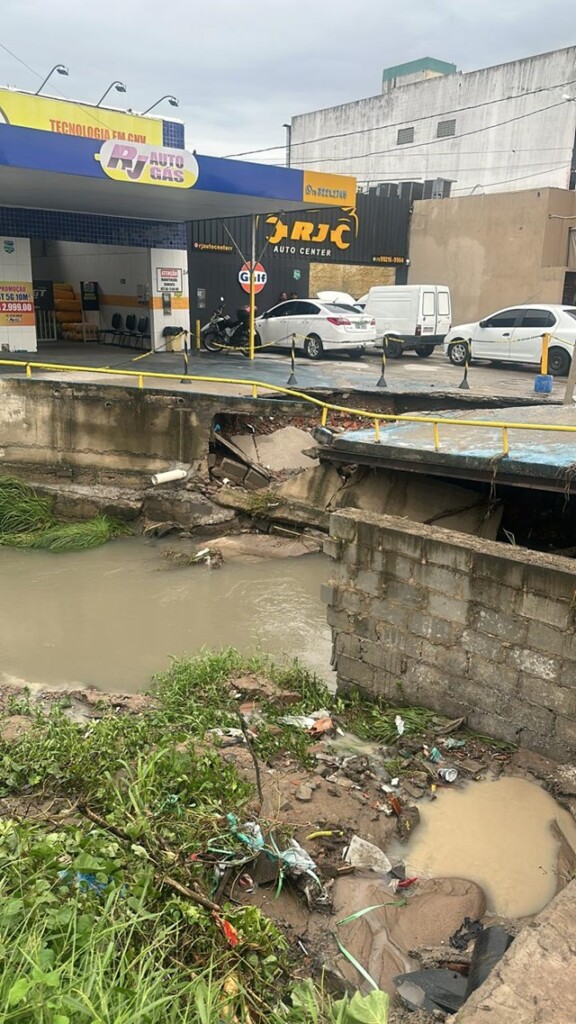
<box><xmin>392</xmin><ymin>776</ymin><xmax>576</xmax><ymax>919</ymax></box>
<box><xmin>0</xmin><ymin>539</ymin><xmax>332</xmax><ymax>692</ymax></box>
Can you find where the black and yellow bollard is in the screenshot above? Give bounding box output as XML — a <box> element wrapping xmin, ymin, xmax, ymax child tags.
<box><xmin>458</xmin><ymin>339</ymin><xmax>471</xmax><ymax>390</ymax></box>
<box><xmin>180</xmin><ymin>338</ymin><xmax>189</xmax><ymax>383</ymax></box>
<box><xmin>376</xmin><ymin>336</ymin><xmax>388</xmax><ymax>388</ymax></box>
<box><xmin>286</xmin><ymin>334</ymin><xmax>298</xmax><ymax>386</ymax></box>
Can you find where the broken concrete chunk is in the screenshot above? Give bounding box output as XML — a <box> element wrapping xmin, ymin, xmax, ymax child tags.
<box><xmin>344</xmin><ymin>835</ymin><xmax>392</xmax><ymax>874</ymax></box>
<box><xmin>244</xmin><ymin>468</ymin><xmax>270</xmax><ymax>490</ymax></box>
<box><xmin>218</xmin><ymin>458</ymin><xmax>247</xmax><ymax>485</ymax></box>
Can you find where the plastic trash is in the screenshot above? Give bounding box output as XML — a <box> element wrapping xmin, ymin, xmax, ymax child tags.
<box><xmin>279</xmin><ymin>839</ymin><xmax>317</xmax><ymax>877</ymax></box>
<box><xmin>394</xmin><ymin>969</ymin><xmax>467</xmax><ymax>1014</ymax></box>
<box><xmin>226</xmin><ymin>813</ymin><xmax>265</xmax><ymax>854</ymax></box>
<box><xmin>58</xmin><ymin>870</ymin><xmax>117</xmax><ymax>895</ymax></box>
<box><xmin>395</xmin><ymin>714</ymin><xmax>405</xmax><ymax>736</ymax></box>
<box><xmin>465</xmin><ymin>925</ymin><xmax>514</xmax><ymax>997</ymax></box>
<box><xmin>388</xmin><ymin>795</ymin><xmax>403</xmax><ymax>817</ymax></box>
<box><xmin>279</xmin><ymin>709</ymin><xmax>331</xmax><ymax>729</ymax></box>
<box><xmin>450</xmin><ymin>916</ymin><xmax>484</xmax><ymax>951</ymax></box>
<box><xmin>344</xmin><ymin>835</ymin><xmax>392</xmax><ymax>874</ymax></box>
<box><xmin>428</xmin><ymin>746</ymin><xmax>443</xmax><ymax>763</ymax></box>
<box><xmin>444</xmin><ymin>737</ymin><xmax>466</xmax><ymax>749</ymax></box>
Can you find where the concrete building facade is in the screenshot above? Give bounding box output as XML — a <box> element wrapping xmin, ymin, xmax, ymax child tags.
<box><xmin>289</xmin><ymin>47</ymin><xmax>576</xmax><ymax>197</ymax></box>
<box><xmin>408</xmin><ymin>187</ymin><xmax>576</xmax><ymax>323</ymax></box>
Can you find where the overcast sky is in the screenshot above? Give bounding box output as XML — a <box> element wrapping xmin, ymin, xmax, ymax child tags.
<box><xmin>1</xmin><ymin>0</ymin><xmax>574</xmax><ymax>160</ymax></box>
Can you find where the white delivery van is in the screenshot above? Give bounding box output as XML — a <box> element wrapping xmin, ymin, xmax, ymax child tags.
<box><xmin>357</xmin><ymin>285</ymin><xmax>452</xmax><ymax>357</ymax></box>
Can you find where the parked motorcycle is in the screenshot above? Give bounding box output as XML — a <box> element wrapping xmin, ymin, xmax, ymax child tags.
<box><xmin>201</xmin><ymin>299</ymin><xmax>259</xmax><ymax>352</ymax></box>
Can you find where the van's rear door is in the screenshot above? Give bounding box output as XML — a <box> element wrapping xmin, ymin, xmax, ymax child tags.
<box><xmin>436</xmin><ymin>288</ymin><xmax>451</xmax><ymax>337</ymax></box>
<box><xmin>419</xmin><ymin>289</ymin><xmax>437</xmax><ymax>337</ymax></box>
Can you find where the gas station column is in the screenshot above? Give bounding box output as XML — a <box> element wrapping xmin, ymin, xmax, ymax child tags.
<box><xmin>0</xmin><ymin>236</ymin><xmax>37</xmax><ymax>353</ymax></box>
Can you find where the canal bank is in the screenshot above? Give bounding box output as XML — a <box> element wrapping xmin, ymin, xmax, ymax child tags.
<box><xmin>1</xmin><ymin>651</ymin><xmax>576</xmax><ymax>1023</ymax></box>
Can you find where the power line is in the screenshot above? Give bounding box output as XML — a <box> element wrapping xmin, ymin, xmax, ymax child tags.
<box><xmin>0</xmin><ymin>41</ymin><xmax>44</xmax><ymax>82</ymax></box>
<box><xmin>350</xmin><ymin>156</ymin><xmax>574</xmax><ymax>180</ymax></box>
<box><xmin>449</xmin><ymin>164</ymin><xmax>571</xmax><ymax>193</ymax></box>
<box><xmin>239</xmin><ymin>145</ymin><xmax>575</xmax><ymax>172</ymax></box>
<box><xmin>351</xmin><ymin>163</ymin><xmax>570</xmax><ymax>191</ymax></box>
<box><xmin>223</xmin><ymin>76</ymin><xmax>576</xmax><ymax>159</ymax></box>
<box><xmin>0</xmin><ymin>40</ymin><xmax>155</xmax><ymax>140</ymax></box>
<box><xmin>289</xmin><ymin>99</ymin><xmax>573</xmax><ymax>167</ymax></box>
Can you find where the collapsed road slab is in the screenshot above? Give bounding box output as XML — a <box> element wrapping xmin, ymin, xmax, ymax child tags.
<box><xmin>320</xmin><ymin>405</ymin><xmax>576</xmax><ymax>493</ymax></box>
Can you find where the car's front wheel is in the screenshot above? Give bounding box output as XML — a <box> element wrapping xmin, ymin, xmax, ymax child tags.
<box><xmin>548</xmin><ymin>346</ymin><xmax>571</xmax><ymax>377</ymax></box>
<box><xmin>304</xmin><ymin>334</ymin><xmax>324</xmax><ymax>360</ymax></box>
<box><xmin>447</xmin><ymin>340</ymin><xmax>470</xmax><ymax>366</ymax></box>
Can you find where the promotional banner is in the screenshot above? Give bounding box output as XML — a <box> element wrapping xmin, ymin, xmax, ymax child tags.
<box><xmin>0</xmin><ymin>88</ymin><xmax>163</xmax><ymax>144</ymax></box>
<box><xmin>0</xmin><ymin>281</ymin><xmax>35</xmax><ymax>326</ymax></box>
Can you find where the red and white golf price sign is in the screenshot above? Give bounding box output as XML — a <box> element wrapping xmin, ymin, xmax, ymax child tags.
<box><xmin>238</xmin><ymin>262</ymin><xmax>267</xmax><ymax>294</ymax></box>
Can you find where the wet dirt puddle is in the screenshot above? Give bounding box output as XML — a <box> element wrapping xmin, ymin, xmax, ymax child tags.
<box><xmin>391</xmin><ymin>775</ymin><xmax>576</xmax><ymax>919</ymax></box>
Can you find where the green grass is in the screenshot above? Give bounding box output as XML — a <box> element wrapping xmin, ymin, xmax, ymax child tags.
<box><xmin>333</xmin><ymin>688</ymin><xmax>441</xmax><ymax>744</ymax></box>
<box><xmin>0</xmin><ymin>516</ymin><xmax>131</xmax><ymax>552</ymax></box>
<box><xmin>0</xmin><ymin>475</ymin><xmax>131</xmax><ymax>552</ymax></box>
<box><xmin>0</xmin><ymin>476</ymin><xmax>54</xmax><ymax>534</ymax></box>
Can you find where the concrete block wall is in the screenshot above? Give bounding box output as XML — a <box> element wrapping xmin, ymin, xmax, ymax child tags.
<box><xmin>325</xmin><ymin>509</ymin><xmax>576</xmax><ymax>762</ymax></box>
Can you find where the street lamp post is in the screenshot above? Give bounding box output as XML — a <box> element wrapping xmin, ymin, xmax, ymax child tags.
<box><xmin>283</xmin><ymin>122</ymin><xmax>292</xmax><ymax>167</ymax></box>
<box><xmin>35</xmin><ymin>64</ymin><xmax>69</xmax><ymax>95</ymax></box>
<box><xmin>96</xmin><ymin>81</ymin><xmax>127</xmax><ymax>107</ymax></box>
<box><xmin>142</xmin><ymin>96</ymin><xmax>179</xmax><ymax>116</ymax></box>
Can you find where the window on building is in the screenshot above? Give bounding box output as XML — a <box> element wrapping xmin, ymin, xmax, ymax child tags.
<box><xmin>397</xmin><ymin>127</ymin><xmax>414</xmax><ymax>145</ymax></box>
<box><xmin>437</xmin><ymin>119</ymin><xmax>456</xmax><ymax>138</ymax></box>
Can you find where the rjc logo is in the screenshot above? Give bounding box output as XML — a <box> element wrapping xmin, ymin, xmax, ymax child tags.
<box><xmin>3</xmin><ymin>239</ymin><xmax>15</xmax><ymax>254</ymax></box>
<box><xmin>265</xmin><ymin>209</ymin><xmax>358</xmax><ymax>250</ymax></box>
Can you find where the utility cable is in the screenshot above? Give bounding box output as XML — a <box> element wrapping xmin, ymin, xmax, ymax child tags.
<box><xmin>223</xmin><ymin>76</ymin><xmax>576</xmax><ymax>158</ymax></box>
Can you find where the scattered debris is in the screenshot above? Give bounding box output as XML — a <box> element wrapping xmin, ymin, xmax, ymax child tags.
<box><xmin>344</xmin><ymin>835</ymin><xmax>392</xmax><ymax>874</ymax></box>
<box><xmin>464</xmin><ymin>925</ymin><xmax>514</xmax><ymax>997</ymax></box>
<box><xmin>450</xmin><ymin>917</ymin><xmax>484</xmax><ymax>951</ymax></box>
<box><xmin>394</xmin><ymin>968</ymin><xmax>468</xmax><ymax>1014</ymax></box>
<box><xmin>162</xmin><ymin>546</ymin><xmax>223</xmax><ymax>568</ymax></box>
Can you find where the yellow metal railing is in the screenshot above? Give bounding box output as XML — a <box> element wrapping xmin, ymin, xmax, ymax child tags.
<box><xmin>2</xmin><ymin>358</ymin><xmax>576</xmax><ymax>458</ymax></box>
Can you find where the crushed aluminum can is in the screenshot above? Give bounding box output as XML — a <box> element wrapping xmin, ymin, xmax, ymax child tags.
<box><xmin>438</xmin><ymin>767</ymin><xmax>458</xmax><ymax>783</ymax></box>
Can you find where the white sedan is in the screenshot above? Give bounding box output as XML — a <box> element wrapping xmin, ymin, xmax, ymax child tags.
<box><xmin>443</xmin><ymin>304</ymin><xmax>576</xmax><ymax>376</ymax></box>
<box><xmin>255</xmin><ymin>299</ymin><xmax>376</xmax><ymax>359</ymax></box>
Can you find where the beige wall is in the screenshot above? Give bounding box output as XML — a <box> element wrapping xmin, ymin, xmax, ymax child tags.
<box><xmin>408</xmin><ymin>188</ymin><xmax>576</xmax><ymax>324</ymax></box>
<box><xmin>310</xmin><ymin>263</ymin><xmax>395</xmax><ymax>300</ymax></box>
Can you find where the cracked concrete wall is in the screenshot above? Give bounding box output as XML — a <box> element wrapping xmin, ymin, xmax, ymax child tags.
<box><xmin>324</xmin><ymin>510</ymin><xmax>576</xmax><ymax>762</ymax></box>
<box><xmin>0</xmin><ymin>379</ymin><xmax>312</xmax><ymax>481</ymax></box>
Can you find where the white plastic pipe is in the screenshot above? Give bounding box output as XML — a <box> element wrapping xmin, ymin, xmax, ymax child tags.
<box><xmin>150</xmin><ymin>469</ymin><xmax>187</xmax><ymax>486</ymax></box>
